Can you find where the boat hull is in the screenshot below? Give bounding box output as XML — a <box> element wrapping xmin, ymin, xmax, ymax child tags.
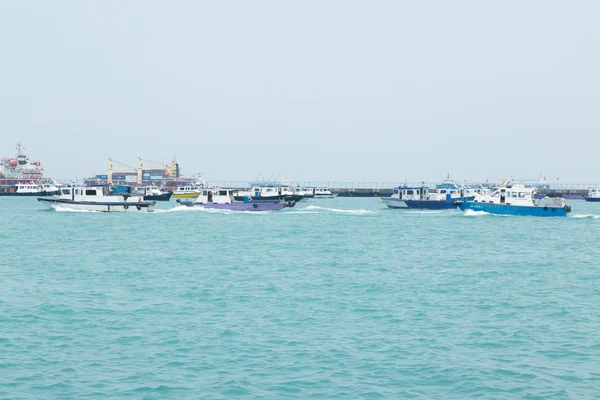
<box><xmin>584</xmin><ymin>197</ymin><xmax>600</xmax><ymax>202</ymax></box>
<box><xmin>313</xmin><ymin>194</ymin><xmax>338</xmax><ymax>199</ymax></box>
<box><xmin>233</xmin><ymin>195</ymin><xmax>300</xmax><ymax>207</ymax></box>
<box><xmin>178</xmin><ymin>201</ymin><xmax>285</xmax><ymax>211</ymax></box>
<box><xmin>38</xmin><ymin>198</ymin><xmax>156</xmax><ymax>212</ymax></box>
<box><xmin>171</xmin><ymin>192</ymin><xmax>200</xmax><ymax>199</ymax></box>
<box><xmin>0</xmin><ymin>190</ymin><xmax>59</xmax><ymax>196</ymax></box>
<box><xmin>382</xmin><ymin>198</ymin><xmax>466</xmax><ymax>210</ymax></box>
<box><xmin>456</xmin><ymin>201</ymin><xmax>569</xmax><ymax>217</ymax></box>
<box><xmin>144</xmin><ymin>191</ymin><xmax>173</xmax><ymax>201</ymax></box>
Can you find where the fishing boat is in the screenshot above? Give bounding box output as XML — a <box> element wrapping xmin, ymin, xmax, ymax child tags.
<box><xmin>381</xmin><ymin>179</ymin><xmax>474</xmax><ymax>210</ymax></box>
<box><xmin>585</xmin><ymin>189</ymin><xmax>600</xmax><ymax>202</ymax></box>
<box><xmin>177</xmin><ymin>189</ymin><xmax>285</xmax><ymax>211</ymax></box>
<box><xmin>38</xmin><ymin>185</ymin><xmax>156</xmax><ymax>212</ymax></box>
<box><xmin>454</xmin><ymin>182</ymin><xmax>572</xmax><ymax>217</ymax></box>
<box><xmin>134</xmin><ymin>186</ymin><xmax>173</xmax><ymax>201</ymax></box>
<box><xmin>233</xmin><ymin>183</ymin><xmax>301</xmax><ymax>206</ymax></box>
<box><xmin>0</xmin><ymin>182</ymin><xmax>60</xmax><ymax>196</ymax></box>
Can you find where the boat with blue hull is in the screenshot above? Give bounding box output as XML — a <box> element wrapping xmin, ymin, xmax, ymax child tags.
<box><xmin>455</xmin><ymin>183</ymin><xmax>571</xmax><ymax>217</ymax></box>
<box><xmin>134</xmin><ymin>186</ymin><xmax>173</xmax><ymax>202</ymax></box>
<box><xmin>381</xmin><ymin>179</ymin><xmax>474</xmax><ymax>210</ymax></box>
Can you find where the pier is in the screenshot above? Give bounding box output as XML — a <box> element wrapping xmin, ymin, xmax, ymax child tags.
<box><xmin>2</xmin><ymin>179</ymin><xmax>597</xmax><ymax>199</ymax></box>
<box><xmin>187</xmin><ymin>181</ymin><xmax>599</xmax><ymax>198</ymax></box>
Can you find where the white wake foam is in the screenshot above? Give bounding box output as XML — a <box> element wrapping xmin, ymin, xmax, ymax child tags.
<box><xmin>462</xmin><ymin>209</ymin><xmax>491</xmax><ymax>217</ymax></box>
<box><xmin>571</xmin><ymin>214</ymin><xmax>600</xmax><ymax>219</ymax></box>
<box><xmin>55</xmin><ymin>207</ymin><xmax>98</xmax><ymax>213</ymax></box>
<box><xmin>155</xmin><ymin>206</ymin><xmax>270</xmax><ymax>215</ymax></box>
<box><xmin>299</xmin><ymin>205</ymin><xmax>374</xmax><ymax>215</ymax></box>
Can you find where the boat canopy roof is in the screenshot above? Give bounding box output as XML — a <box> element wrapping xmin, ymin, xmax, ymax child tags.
<box><xmin>395</xmin><ymin>185</ymin><xmax>429</xmax><ymax>190</ymax></box>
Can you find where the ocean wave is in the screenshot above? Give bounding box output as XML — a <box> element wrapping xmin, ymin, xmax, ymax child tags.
<box><xmin>298</xmin><ymin>205</ymin><xmax>374</xmax><ymax>215</ymax></box>
<box><xmin>156</xmin><ymin>206</ymin><xmax>271</xmax><ymax>215</ymax></box>
<box><xmin>571</xmin><ymin>214</ymin><xmax>600</xmax><ymax>219</ymax></box>
<box><xmin>462</xmin><ymin>209</ymin><xmax>491</xmax><ymax>217</ymax></box>
<box><xmin>54</xmin><ymin>207</ymin><xmax>98</xmax><ymax>213</ymax></box>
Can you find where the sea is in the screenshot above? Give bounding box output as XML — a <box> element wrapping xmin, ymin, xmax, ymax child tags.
<box><xmin>1</xmin><ymin>197</ymin><xmax>599</xmax><ymax>399</ymax></box>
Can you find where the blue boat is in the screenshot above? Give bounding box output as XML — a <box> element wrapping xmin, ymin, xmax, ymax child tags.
<box><xmin>380</xmin><ymin>179</ymin><xmax>475</xmax><ymax>210</ymax></box>
<box><xmin>455</xmin><ymin>183</ymin><xmax>572</xmax><ymax>217</ymax></box>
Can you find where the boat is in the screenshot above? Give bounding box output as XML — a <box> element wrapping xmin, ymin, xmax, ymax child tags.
<box><xmin>171</xmin><ymin>173</ymin><xmax>208</xmax><ymax>199</ymax></box>
<box><xmin>312</xmin><ymin>187</ymin><xmax>338</xmax><ymax>199</ymax></box>
<box><xmin>233</xmin><ymin>183</ymin><xmax>301</xmax><ymax>207</ymax></box>
<box><xmin>134</xmin><ymin>186</ymin><xmax>173</xmax><ymax>201</ymax></box>
<box><xmin>176</xmin><ymin>189</ymin><xmax>286</xmax><ymax>211</ymax></box>
<box><xmin>381</xmin><ymin>179</ymin><xmax>474</xmax><ymax>209</ymax></box>
<box><xmin>171</xmin><ymin>184</ymin><xmax>203</xmax><ymax>199</ymax></box>
<box><xmin>38</xmin><ymin>185</ymin><xmax>156</xmax><ymax>212</ymax></box>
<box><xmin>585</xmin><ymin>189</ymin><xmax>600</xmax><ymax>202</ymax></box>
<box><xmin>0</xmin><ymin>182</ymin><xmax>60</xmax><ymax>196</ymax></box>
<box><xmin>294</xmin><ymin>186</ymin><xmax>315</xmax><ymax>200</ymax></box>
<box><xmin>454</xmin><ymin>183</ymin><xmax>572</xmax><ymax>217</ymax></box>
<box><xmin>1</xmin><ymin>142</ymin><xmax>50</xmax><ymax>185</ymax></box>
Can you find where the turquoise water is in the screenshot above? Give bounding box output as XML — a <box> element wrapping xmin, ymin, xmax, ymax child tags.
<box><xmin>1</xmin><ymin>198</ymin><xmax>600</xmax><ymax>399</ymax></box>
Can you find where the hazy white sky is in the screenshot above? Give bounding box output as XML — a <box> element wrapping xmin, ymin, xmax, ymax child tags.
<box><xmin>1</xmin><ymin>1</ymin><xmax>599</xmax><ymax>183</ymax></box>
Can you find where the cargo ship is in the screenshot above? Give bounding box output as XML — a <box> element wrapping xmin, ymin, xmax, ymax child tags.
<box><xmin>84</xmin><ymin>158</ymin><xmax>184</xmax><ymax>186</ymax></box>
<box><xmin>1</xmin><ymin>142</ymin><xmax>50</xmax><ymax>185</ymax></box>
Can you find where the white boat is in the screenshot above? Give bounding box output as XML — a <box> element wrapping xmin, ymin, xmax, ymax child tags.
<box><xmin>312</xmin><ymin>187</ymin><xmax>338</xmax><ymax>199</ymax></box>
<box><xmin>38</xmin><ymin>185</ymin><xmax>156</xmax><ymax>212</ymax></box>
<box><xmin>177</xmin><ymin>189</ymin><xmax>285</xmax><ymax>211</ymax></box>
<box><xmin>0</xmin><ymin>182</ymin><xmax>60</xmax><ymax>196</ymax></box>
<box><xmin>585</xmin><ymin>189</ymin><xmax>600</xmax><ymax>202</ymax></box>
<box><xmin>232</xmin><ymin>183</ymin><xmax>302</xmax><ymax>206</ymax></box>
<box><xmin>293</xmin><ymin>186</ymin><xmax>315</xmax><ymax>200</ymax></box>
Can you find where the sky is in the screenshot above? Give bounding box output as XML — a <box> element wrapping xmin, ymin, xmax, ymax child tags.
<box><xmin>1</xmin><ymin>1</ymin><xmax>599</xmax><ymax>183</ymax></box>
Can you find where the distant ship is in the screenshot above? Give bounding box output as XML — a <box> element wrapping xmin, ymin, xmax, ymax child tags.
<box><xmin>1</xmin><ymin>142</ymin><xmax>48</xmax><ymax>184</ymax></box>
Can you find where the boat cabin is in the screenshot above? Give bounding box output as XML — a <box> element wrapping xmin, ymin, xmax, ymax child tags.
<box><xmin>391</xmin><ymin>186</ymin><xmax>430</xmax><ymax>201</ymax></box>
<box><xmin>588</xmin><ymin>189</ymin><xmax>600</xmax><ymax>199</ymax></box>
<box><xmin>175</xmin><ymin>185</ymin><xmax>201</xmax><ymax>193</ymax></box>
<box><xmin>473</xmin><ymin>184</ymin><xmax>537</xmax><ymax>206</ymax></box>
<box><xmin>56</xmin><ymin>185</ymin><xmax>139</xmax><ymax>201</ymax></box>
<box><xmin>15</xmin><ymin>184</ymin><xmax>42</xmax><ymax>193</ymax></box>
<box><xmin>194</xmin><ymin>189</ymin><xmax>234</xmax><ymax>204</ymax></box>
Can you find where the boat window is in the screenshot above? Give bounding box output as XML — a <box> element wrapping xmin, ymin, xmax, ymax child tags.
<box><xmin>393</xmin><ymin>189</ymin><xmax>399</xmax><ymax>194</ymax></box>
<box><xmin>219</xmin><ymin>190</ymin><xmax>227</xmax><ymax>196</ymax></box>
<box><xmin>407</xmin><ymin>190</ymin><xmax>414</xmax><ymax>195</ymax></box>
<box><xmin>440</xmin><ymin>190</ymin><xmax>446</xmax><ymax>194</ymax></box>
<box><xmin>86</xmin><ymin>189</ymin><xmax>96</xmax><ymax>196</ymax></box>
<box><xmin>62</xmin><ymin>189</ymin><xmax>71</xmax><ymax>195</ymax></box>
